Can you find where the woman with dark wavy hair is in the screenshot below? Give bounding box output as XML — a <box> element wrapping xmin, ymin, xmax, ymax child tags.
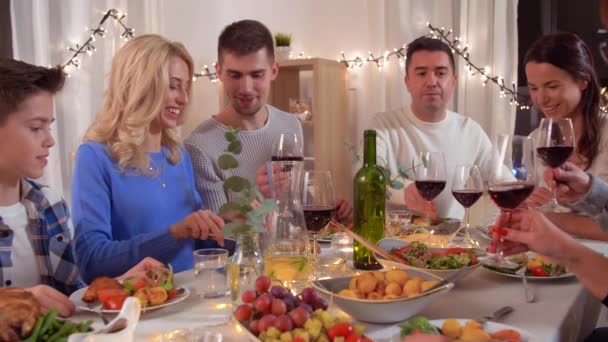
<box><xmin>525</xmin><ymin>32</ymin><xmax>608</xmax><ymax>240</ymax></box>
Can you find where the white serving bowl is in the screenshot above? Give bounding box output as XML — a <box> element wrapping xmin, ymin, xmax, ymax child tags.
<box><xmin>375</xmin><ymin>238</ymin><xmax>482</xmax><ymax>281</ymax></box>
<box><xmin>312</xmin><ymin>269</ymin><xmax>453</xmax><ymax>324</ymax></box>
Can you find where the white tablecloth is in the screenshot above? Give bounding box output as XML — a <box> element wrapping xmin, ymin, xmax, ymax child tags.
<box><xmin>70</xmin><ymin>240</ymin><xmax>608</xmax><ymax>342</ymax></box>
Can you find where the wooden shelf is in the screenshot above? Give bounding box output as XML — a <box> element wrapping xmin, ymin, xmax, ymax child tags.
<box><xmin>220</xmin><ymin>58</ymin><xmax>352</xmax><ymax>200</ymax></box>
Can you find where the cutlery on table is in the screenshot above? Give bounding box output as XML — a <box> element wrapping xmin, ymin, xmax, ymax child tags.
<box><xmin>515</xmin><ymin>266</ymin><xmax>536</xmax><ymax>303</ymax></box>
<box><xmin>474</xmin><ymin>305</ymin><xmax>514</xmax><ymax>325</ymax></box>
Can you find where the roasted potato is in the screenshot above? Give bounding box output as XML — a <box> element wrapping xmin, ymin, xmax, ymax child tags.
<box><xmin>148</xmin><ymin>286</ymin><xmax>168</xmax><ymax>306</ymax></box>
<box><xmin>442</xmin><ymin>319</ymin><xmax>462</xmax><ymax>339</ymax></box>
<box><xmin>386</xmin><ymin>269</ymin><xmax>408</xmax><ymax>286</ymax></box>
<box><xmin>403</xmin><ymin>279</ymin><xmax>422</xmax><ymax>297</ymax></box>
<box><xmin>384</xmin><ymin>282</ymin><xmax>402</xmax><ymax>296</ymax></box>
<box><xmin>357</xmin><ymin>273</ymin><xmax>378</xmax><ymax>294</ymax></box>
<box><xmin>420</xmin><ymin>280</ymin><xmax>439</xmax><ymax>293</ymax></box>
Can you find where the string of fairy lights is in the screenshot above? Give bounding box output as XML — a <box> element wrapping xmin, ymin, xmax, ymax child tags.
<box><xmin>62</xmin><ymin>9</ymin><xmax>134</xmax><ymax>76</ymax></box>
<box><xmin>61</xmin><ymin>9</ymin><xmax>528</xmax><ymax>109</ymax></box>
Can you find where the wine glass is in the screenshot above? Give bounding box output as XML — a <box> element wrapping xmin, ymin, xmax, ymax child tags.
<box><xmin>449</xmin><ymin>164</ymin><xmax>484</xmax><ymax>247</ymax></box>
<box><xmin>485</xmin><ymin>135</ymin><xmax>537</xmax><ymax>268</ymax></box>
<box><xmin>301</xmin><ymin>171</ymin><xmax>336</xmax><ymax>263</ymax></box>
<box><xmin>272</xmin><ymin>133</ymin><xmax>303</xmax><ymax>162</ymax></box>
<box><xmin>535</xmin><ymin>118</ymin><xmax>575</xmax><ymax>212</ymax></box>
<box><xmin>414</xmin><ymin>152</ymin><xmax>447</xmax><ymax>227</ymax></box>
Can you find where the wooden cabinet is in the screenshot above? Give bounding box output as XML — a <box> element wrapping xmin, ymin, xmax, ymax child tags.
<box><xmin>219</xmin><ymin>58</ymin><xmax>352</xmax><ymax>200</ymax></box>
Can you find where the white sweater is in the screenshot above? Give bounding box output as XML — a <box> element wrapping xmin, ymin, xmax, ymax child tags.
<box><xmin>372</xmin><ymin>106</ymin><xmax>495</xmax><ymax>223</ymax></box>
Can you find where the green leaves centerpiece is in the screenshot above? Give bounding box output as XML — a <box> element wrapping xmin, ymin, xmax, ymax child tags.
<box><xmin>218</xmin><ymin>127</ymin><xmax>277</xmax><ymax>237</ymax></box>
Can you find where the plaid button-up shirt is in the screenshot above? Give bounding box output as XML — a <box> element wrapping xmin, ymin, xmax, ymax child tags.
<box><xmin>0</xmin><ymin>179</ymin><xmax>82</xmax><ymax>295</ymax></box>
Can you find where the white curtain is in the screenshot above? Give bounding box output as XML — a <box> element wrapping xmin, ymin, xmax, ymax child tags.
<box><xmin>10</xmin><ymin>0</ymin><xmax>162</xmax><ymax>203</ymax></box>
<box><xmin>370</xmin><ymin>0</ymin><xmax>518</xmax><ymax>139</ymax></box>
<box><xmin>10</xmin><ymin>0</ymin><xmax>518</xmax><ymax>215</ymax></box>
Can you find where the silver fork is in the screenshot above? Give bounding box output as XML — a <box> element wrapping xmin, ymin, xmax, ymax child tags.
<box><xmin>515</xmin><ymin>266</ymin><xmax>536</xmax><ymax>303</ymax></box>
<box><xmin>80</xmin><ymin>305</ymin><xmax>110</xmax><ymax>325</ymax></box>
<box><xmin>475</xmin><ymin>306</ymin><xmax>514</xmax><ymax>325</ymax></box>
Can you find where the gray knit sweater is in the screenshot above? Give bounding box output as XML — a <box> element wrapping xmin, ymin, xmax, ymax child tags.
<box><xmin>184</xmin><ymin>105</ymin><xmax>303</xmax><ymax>214</ymax></box>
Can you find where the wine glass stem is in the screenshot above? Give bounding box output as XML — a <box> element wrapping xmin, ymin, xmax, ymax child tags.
<box><xmin>463</xmin><ymin>207</ymin><xmax>470</xmax><ymax>243</ymax></box>
<box><xmin>312</xmin><ymin>233</ymin><xmax>319</xmax><ymax>280</ymax></box>
<box><xmin>425</xmin><ymin>202</ymin><xmax>431</xmax><ymax>226</ymax></box>
<box><xmin>551</xmin><ymin>185</ymin><xmax>559</xmax><ymax>206</ymax></box>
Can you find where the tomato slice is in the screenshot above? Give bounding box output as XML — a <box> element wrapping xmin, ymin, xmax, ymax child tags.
<box><xmin>167</xmin><ymin>288</ymin><xmax>177</xmax><ymax>300</ymax></box>
<box><xmin>102</xmin><ymin>295</ymin><xmax>126</xmax><ymax>310</ymax></box>
<box><xmin>328</xmin><ymin>322</ymin><xmax>354</xmax><ymax>340</ymax></box>
<box><xmin>97</xmin><ymin>288</ymin><xmax>129</xmax><ymax>302</ymax></box>
<box><xmin>446</xmin><ymin>247</ymin><xmax>467</xmax><ymax>255</ymax></box>
<box><xmin>530</xmin><ymin>265</ymin><xmax>548</xmax><ymax>277</ymax></box>
<box><xmin>345</xmin><ymin>333</ymin><xmax>363</xmax><ymax>342</ymax></box>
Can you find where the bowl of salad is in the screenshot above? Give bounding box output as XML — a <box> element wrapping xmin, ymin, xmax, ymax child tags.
<box><xmin>375</xmin><ymin>238</ymin><xmax>483</xmax><ymax>281</ymax></box>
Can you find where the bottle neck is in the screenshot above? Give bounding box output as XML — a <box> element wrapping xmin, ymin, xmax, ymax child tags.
<box><xmin>363</xmin><ymin>134</ymin><xmax>376</xmax><ymax>166</ymax></box>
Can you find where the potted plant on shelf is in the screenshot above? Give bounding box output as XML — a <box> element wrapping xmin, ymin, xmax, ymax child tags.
<box><xmin>274</xmin><ymin>32</ymin><xmax>292</xmax><ymax>61</ymax></box>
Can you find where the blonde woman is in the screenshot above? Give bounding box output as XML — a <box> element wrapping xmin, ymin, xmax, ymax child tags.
<box><xmin>71</xmin><ymin>34</ymin><xmax>225</xmax><ymax>283</ymax></box>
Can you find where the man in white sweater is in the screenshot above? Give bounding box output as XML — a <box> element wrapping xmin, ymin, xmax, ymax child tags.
<box><xmin>373</xmin><ymin>37</ymin><xmax>494</xmax><ymax>222</ymax></box>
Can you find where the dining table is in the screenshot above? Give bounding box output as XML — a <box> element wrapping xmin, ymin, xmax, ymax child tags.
<box><xmin>69</xmin><ymin>239</ymin><xmax>608</xmax><ymax>342</ymax></box>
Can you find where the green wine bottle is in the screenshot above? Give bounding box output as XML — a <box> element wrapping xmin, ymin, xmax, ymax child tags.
<box><xmin>353</xmin><ymin>129</ymin><xmax>386</xmax><ymax>270</ymax></box>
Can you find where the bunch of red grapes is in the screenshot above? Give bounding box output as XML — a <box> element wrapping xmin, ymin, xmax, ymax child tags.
<box><xmin>233</xmin><ymin>275</ymin><xmax>329</xmax><ymax>335</ymax></box>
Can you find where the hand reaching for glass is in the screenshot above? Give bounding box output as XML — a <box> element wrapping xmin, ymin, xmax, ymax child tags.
<box><xmin>334</xmin><ymin>197</ymin><xmax>353</xmax><ymax>225</ymax></box>
<box><xmin>404</xmin><ymin>182</ymin><xmax>438</xmax><ymax>218</ymax></box>
<box><xmin>543</xmin><ymin>162</ymin><xmax>592</xmax><ymax>204</ymax></box>
<box><xmin>488</xmin><ymin>209</ymin><xmax>577</xmax><ymax>261</ymax></box>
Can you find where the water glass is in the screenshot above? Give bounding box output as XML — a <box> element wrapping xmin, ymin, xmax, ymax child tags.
<box><xmin>193</xmin><ymin>248</ymin><xmax>229</xmax><ymax>298</ymax></box>
<box><xmin>330</xmin><ymin>232</ymin><xmax>353</xmax><ymax>261</ymax></box>
<box><xmin>386</xmin><ymin>210</ymin><xmax>413</xmax><ymax>237</ymax></box>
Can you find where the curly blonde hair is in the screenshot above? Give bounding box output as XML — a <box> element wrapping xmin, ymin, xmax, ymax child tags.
<box><xmin>84</xmin><ymin>34</ymin><xmax>194</xmax><ymax>174</ymax></box>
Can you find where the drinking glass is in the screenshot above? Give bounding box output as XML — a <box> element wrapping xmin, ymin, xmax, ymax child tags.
<box><xmin>449</xmin><ymin>165</ymin><xmax>484</xmax><ymax>247</ymax></box>
<box><xmin>329</xmin><ymin>232</ymin><xmax>353</xmax><ymax>261</ymax></box>
<box><xmin>485</xmin><ymin>135</ymin><xmax>536</xmax><ymax>268</ymax></box>
<box><xmin>535</xmin><ymin>117</ymin><xmax>575</xmax><ymax>212</ymax></box>
<box><xmin>264</xmin><ymin>160</ymin><xmax>311</xmax><ymax>291</ymax></box>
<box><xmin>271</xmin><ymin>133</ymin><xmax>303</xmax><ymax>162</ymax></box>
<box><xmin>193</xmin><ymin>248</ymin><xmax>229</xmax><ymax>298</ymax></box>
<box><xmin>302</xmin><ymin>170</ymin><xmax>336</xmax><ymax>256</ymax></box>
<box><xmin>414</xmin><ymin>152</ymin><xmax>447</xmax><ymax>227</ymax></box>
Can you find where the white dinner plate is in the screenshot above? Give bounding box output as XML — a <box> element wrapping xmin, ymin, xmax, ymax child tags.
<box><xmin>482</xmin><ymin>265</ymin><xmax>575</xmax><ymax>280</ymax></box>
<box><xmin>368</xmin><ymin>318</ymin><xmax>535</xmax><ymax>341</ymax></box>
<box><xmin>481</xmin><ymin>252</ymin><xmax>575</xmax><ymax>280</ymax></box>
<box><xmin>70</xmin><ymin>286</ymin><xmax>190</xmax><ymax>314</ymax></box>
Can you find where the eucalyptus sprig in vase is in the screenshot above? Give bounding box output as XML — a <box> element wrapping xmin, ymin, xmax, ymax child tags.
<box><xmin>217</xmin><ymin>127</ymin><xmax>276</xmax><ymax>302</ymax></box>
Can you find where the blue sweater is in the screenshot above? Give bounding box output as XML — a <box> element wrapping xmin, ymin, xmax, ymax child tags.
<box><xmin>72</xmin><ymin>142</ymin><xmax>206</xmax><ymax>283</ymax></box>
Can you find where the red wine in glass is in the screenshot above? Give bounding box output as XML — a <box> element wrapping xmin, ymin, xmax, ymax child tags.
<box><xmin>452</xmin><ymin>190</ymin><xmax>483</xmax><ymax>208</ymax></box>
<box><xmin>271</xmin><ymin>156</ymin><xmax>304</xmax><ymax>162</ymax></box>
<box><xmin>536</xmin><ymin>118</ymin><xmax>574</xmax><ymax>212</ymax></box>
<box><xmin>415</xmin><ymin>180</ymin><xmax>446</xmax><ymax>201</ymax></box>
<box><xmin>303</xmin><ymin>205</ymin><xmax>336</xmax><ymax>232</ymax></box>
<box><xmin>484</xmin><ymin>134</ymin><xmax>537</xmax><ymax>268</ymax></box>
<box><xmin>488</xmin><ymin>183</ymin><xmax>535</xmax><ymax>210</ymax></box>
<box><xmin>536</xmin><ymin>145</ymin><xmax>573</xmax><ymax>168</ymax></box>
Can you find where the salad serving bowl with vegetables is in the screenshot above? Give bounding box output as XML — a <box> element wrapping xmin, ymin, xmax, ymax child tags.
<box><xmin>376</xmin><ymin>238</ymin><xmax>483</xmax><ymax>281</ymax></box>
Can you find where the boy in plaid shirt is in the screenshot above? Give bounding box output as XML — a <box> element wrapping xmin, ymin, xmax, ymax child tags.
<box><xmin>0</xmin><ymin>58</ymin><xmax>161</xmax><ymax>317</ymax></box>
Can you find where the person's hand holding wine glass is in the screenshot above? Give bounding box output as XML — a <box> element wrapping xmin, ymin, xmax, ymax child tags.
<box><xmin>414</xmin><ymin>152</ymin><xmax>447</xmax><ymax>227</ymax></box>
<box><xmin>485</xmin><ymin>135</ymin><xmax>537</xmax><ymax>268</ymax></box>
<box><xmin>535</xmin><ymin>117</ymin><xmax>575</xmax><ymax>212</ymax></box>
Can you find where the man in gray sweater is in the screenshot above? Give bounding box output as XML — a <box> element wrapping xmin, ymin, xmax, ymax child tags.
<box><xmin>185</xmin><ymin>20</ymin><xmax>352</xmax><ymax>224</ymax></box>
